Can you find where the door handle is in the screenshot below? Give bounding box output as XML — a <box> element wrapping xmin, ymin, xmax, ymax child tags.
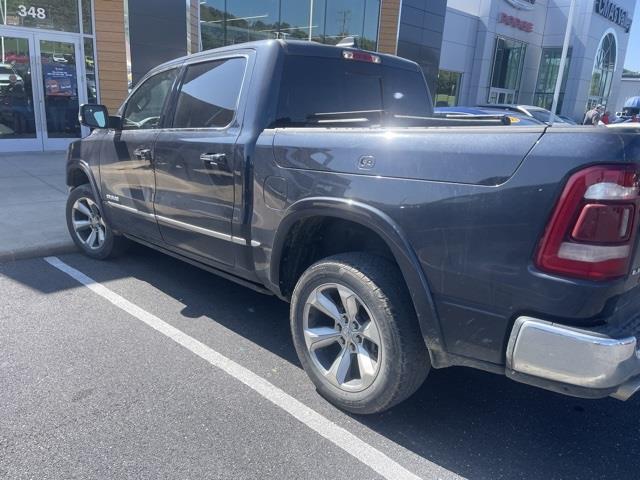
<box><xmin>133</xmin><ymin>148</ymin><xmax>152</xmax><ymax>160</ymax></box>
<box><xmin>200</xmin><ymin>153</ymin><xmax>227</xmax><ymax>169</ymax></box>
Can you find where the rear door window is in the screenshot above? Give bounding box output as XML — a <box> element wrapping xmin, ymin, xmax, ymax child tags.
<box><xmin>275</xmin><ymin>55</ymin><xmax>431</xmax><ymax>127</ymax></box>
<box><xmin>172</xmin><ymin>57</ymin><xmax>247</xmax><ymax>129</ymax></box>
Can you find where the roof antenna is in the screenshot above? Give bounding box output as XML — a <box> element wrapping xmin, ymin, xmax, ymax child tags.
<box><xmin>336</xmin><ymin>36</ymin><xmax>359</xmax><ymax>48</ymax></box>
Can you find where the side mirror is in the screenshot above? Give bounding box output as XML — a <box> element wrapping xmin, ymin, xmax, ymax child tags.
<box><xmin>79</xmin><ymin>103</ymin><xmax>109</xmax><ymax>128</ymax></box>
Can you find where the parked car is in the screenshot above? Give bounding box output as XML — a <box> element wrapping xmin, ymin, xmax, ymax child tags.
<box><xmin>478</xmin><ymin>103</ymin><xmax>572</xmax><ymax>124</ymax></box>
<box><xmin>557</xmin><ymin>114</ymin><xmax>578</xmax><ymax>125</ymax></box>
<box><xmin>67</xmin><ymin>39</ymin><xmax>640</xmax><ymax>414</ymax></box>
<box><xmin>435</xmin><ymin>106</ymin><xmax>545</xmax><ymax>125</ymax></box>
<box><xmin>0</xmin><ymin>63</ymin><xmax>24</xmax><ymax>88</ymax></box>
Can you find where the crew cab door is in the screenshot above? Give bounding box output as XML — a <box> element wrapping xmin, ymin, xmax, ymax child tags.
<box><xmin>153</xmin><ymin>55</ymin><xmax>249</xmax><ymax>266</ymax></box>
<box><xmin>100</xmin><ymin>67</ymin><xmax>179</xmax><ymax>242</ymax></box>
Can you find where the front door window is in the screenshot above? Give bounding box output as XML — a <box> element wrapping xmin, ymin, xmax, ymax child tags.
<box><xmin>122</xmin><ymin>68</ymin><xmax>178</xmax><ymax>130</ymax></box>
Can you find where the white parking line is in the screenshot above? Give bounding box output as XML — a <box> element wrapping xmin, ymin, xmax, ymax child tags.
<box><xmin>45</xmin><ymin>256</ymin><xmax>431</xmax><ymax>480</ymax></box>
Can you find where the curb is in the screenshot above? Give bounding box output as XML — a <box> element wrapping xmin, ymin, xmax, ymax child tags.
<box><xmin>0</xmin><ymin>242</ymin><xmax>77</xmax><ymax>263</ymax></box>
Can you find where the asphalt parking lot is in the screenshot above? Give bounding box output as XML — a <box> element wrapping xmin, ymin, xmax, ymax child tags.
<box><xmin>2</xmin><ymin>245</ymin><xmax>640</xmax><ymax>480</ymax></box>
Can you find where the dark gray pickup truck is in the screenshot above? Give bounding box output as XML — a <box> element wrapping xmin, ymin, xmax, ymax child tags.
<box><xmin>67</xmin><ymin>39</ymin><xmax>640</xmax><ymax>414</ymax></box>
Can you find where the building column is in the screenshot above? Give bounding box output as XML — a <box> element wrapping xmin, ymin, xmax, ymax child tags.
<box><xmin>377</xmin><ymin>0</ymin><xmax>401</xmax><ymax>54</ymax></box>
<box><xmin>94</xmin><ymin>0</ymin><xmax>129</xmax><ymax>112</ymax></box>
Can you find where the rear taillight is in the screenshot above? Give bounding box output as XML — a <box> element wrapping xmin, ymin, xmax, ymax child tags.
<box><xmin>535</xmin><ymin>165</ymin><xmax>640</xmax><ymax>281</ymax></box>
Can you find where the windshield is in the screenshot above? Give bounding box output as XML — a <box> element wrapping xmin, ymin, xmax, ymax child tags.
<box><xmin>0</xmin><ymin>66</ymin><xmax>14</xmax><ymax>75</ymax></box>
<box><xmin>274</xmin><ymin>55</ymin><xmax>432</xmax><ymax>127</ymax></box>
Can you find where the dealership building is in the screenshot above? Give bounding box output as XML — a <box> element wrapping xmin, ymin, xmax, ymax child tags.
<box><xmin>0</xmin><ymin>0</ymin><xmax>636</xmax><ymax>152</ymax></box>
<box><xmin>437</xmin><ymin>0</ymin><xmax>637</xmax><ymax>121</ymax></box>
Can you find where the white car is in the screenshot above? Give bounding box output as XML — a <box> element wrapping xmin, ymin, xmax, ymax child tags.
<box><xmin>0</xmin><ymin>63</ymin><xmax>24</xmax><ymax>88</ymax></box>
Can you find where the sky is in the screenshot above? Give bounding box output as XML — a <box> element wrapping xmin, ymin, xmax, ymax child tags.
<box><xmin>626</xmin><ymin>10</ymin><xmax>640</xmax><ymax>71</ymax></box>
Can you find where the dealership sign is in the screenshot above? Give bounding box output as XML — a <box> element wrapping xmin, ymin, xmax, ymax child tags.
<box><xmin>504</xmin><ymin>0</ymin><xmax>536</xmax><ymax>10</ymax></box>
<box><xmin>499</xmin><ymin>12</ymin><xmax>534</xmax><ymax>32</ymax></box>
<box><xmin>594</xmin><ymin>0</ymin><xmax>632</xmax><ymax>33</ymax></box>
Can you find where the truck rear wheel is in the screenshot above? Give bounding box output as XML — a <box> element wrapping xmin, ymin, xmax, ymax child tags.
<box><xmin>290</xmin><ymin>253</ymin><xmax>430</xmax><ymax>414</ymax></box>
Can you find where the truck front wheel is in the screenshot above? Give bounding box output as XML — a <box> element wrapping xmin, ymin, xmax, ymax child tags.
<box><xmin>290</xmin><ymin>253</ymin><xmax>430</xmax><ymax>414</ymax></box>
<box><xmin>66</xmin><ymin>184</ymin><xmax>127</xmax><ymax>260</ymax></box>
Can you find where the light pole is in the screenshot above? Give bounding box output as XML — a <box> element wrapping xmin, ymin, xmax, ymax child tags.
<box><xmin>308</xmin><ymin>0</ymin><xmax>314</xmax><ymax>41</ymax></box>
<box><xmin>550</xmin><ymin>0</ymin><xmax>576</xmax><ymax>125</ymax></box>
<box><xmin>1</xmin><ymin>0</ymin><xmax>7</xmax><ymax>62</ymax></box>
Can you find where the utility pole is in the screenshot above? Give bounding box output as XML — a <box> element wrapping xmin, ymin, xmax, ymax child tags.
<box><xmin>550</xmin><ymin>0</ymin><xmax>576</xmax><ymax>125</ymax></box>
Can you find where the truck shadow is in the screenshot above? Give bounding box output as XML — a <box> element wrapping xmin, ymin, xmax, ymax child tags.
<box><xmin>3</xmin><ymin>246</ymin><xmax>639</xmax><ymax>479</ymax></box>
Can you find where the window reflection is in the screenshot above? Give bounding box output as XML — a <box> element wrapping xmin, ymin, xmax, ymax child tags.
<box><xmin>435</xmin><ymin>70</ymin><xmax>461</xmax><ymax>107</ymax></box>
<box><xmin>82</xmin><ymin>0</ymin><xmax>93</xmax><ymax>34</ymax></box>
<box><xmin>533</xmin><ymin>47</ymin><xmax>571</xmax><ymax>112</ymax></box>
<box><xmin>84</xmin><ymin>38</ymin><xmax>97</xmax><ymax>103</ymax></box>
<box><xmin>0</xmin><ymin>36</ymin><xmax>36</xmax><ymax>138</ymax></box>
<box><xmin>40</xmin><ymin>40</ymin><xmax>80</xmax><ymax>138</ymax></box>
<box><xmin>200</xmin><ymin>0</ymin><xmax>380</xmax><ymax>51</ymax></box>
<box><xmin>587</xmin><ymin>33</ymin><xmax>616</xmax><ymax>109</ymax></box>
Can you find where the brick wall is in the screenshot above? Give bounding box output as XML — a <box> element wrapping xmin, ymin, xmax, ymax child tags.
<box><xmin>189</xmin><ymin>0</ymin><xmax>200</xmax><ymax>54</ymax></box>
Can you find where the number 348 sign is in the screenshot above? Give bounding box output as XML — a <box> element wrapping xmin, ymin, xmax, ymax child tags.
<box><xmin>17</xmin><ymin>5</ymin><xmax>47</xmax><ymax>19</ymax></box>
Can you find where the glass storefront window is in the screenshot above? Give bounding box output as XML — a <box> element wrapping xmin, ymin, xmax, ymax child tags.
<box><xmin>0</xmin><ymin>35</ymin><xmax>36</xmax><ymax>138</ymax></box>
<box><xmin>490</xmin><ymin>36</ymin><xmax>526</xmax><ymax>91</ymax></box>
<box><xmin>489</xmin><ymin>36</ymin><xmax>525</xmax><ymax>104</ymax></box>
<box><xmin>200</xmin><ymin>0</ymin><xmax>225</xmax><ymax>49</ymax></box>
<box><xmin>323</xmin><ymin>0</ymin><xmax>365</xmax><ymax>45</ymax></box>
<box><xmin>39</xmin><ymin>39</ymin><xmax>80</xmax><ymax>138</ymax></box>
<box><xmin>84</xmin><ymin>37</ymin><xmax>97</xmax><ymax>103</ymax></box>
<box><xmin>279</xmin><ymin>0</ymin><xmax>312</xmax><ymax>40</ymax></box>
<box><xmin>587</xmin><ymin>32</ymin><xmax>616</xmax><ymax>109</ymax></box>
<box><xmin>533</xmin><ymin>47</ymin><xmax>571</xmax><ymax>112</ymax></box>
<box><xmin>82</xmin><ymin>0</ymin><xmax>92</xmax><ymax>34</ymax></box>
<box><xmin>435</xmin><ymin>70</ymin><xmax>461</xmax><ymax>107</ymax></box>
<box><xmin>2</xmin><ymin>0</ymin><xmax>79</xmax><ymax>33</ymax></box>
<box><xmin>200</xmin><ymin>0</ymin><xmax>380</xmax><ymax>51</ymax></box>
<box><xmin>225</xmin><ymin>0</ymin><xmax>278</xmax><ymax>45</ymax></box>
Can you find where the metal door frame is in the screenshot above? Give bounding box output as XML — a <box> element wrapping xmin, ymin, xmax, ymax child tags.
<box><xmin>488</xmin><ymin>87</ymin><xmax>518</xmax><ymax>105</ymax></box>
<box><xmin>33</xmin><ymin>30</ymin><xmax>87</xmax><ymax>150</ymax></box>
<box><xmin>0</xmin><ymin>26</ymin><xmax>87</xmax><ymax>151</ymax></box>
<box><xmin>0</xmin><ymin>26</ymin><xmax>43</xmax><ymax>151</ymax></box>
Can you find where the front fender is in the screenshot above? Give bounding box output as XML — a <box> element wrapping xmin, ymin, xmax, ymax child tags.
<box><xmin>271</xmin><ymin>196</ymin><xmax>446</xmax><ymax>361</ymax></box>
<box><xmin>66</xmin><ymin>158</ymin><xmax>113</xmax><ymax>226</ymax></box>
<box><xmin>66</xmin><ymin>159</ymin><xmax>101</xmax><ymax>201</ymax></box>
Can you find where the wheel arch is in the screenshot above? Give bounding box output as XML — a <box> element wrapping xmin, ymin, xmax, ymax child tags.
<box><xmin>66</xmin><ymin>159</ymin><xmax>113</xmax><ymax>225</ymax></box>
<box><xmin>271</xmin><ymin>197</ymin><xmax>445</xmax><ymax>360</ymax></box>
<box><xmin>66</xmin><ymin>160</ymin><xmax>102</xmax><ymax>204</ymax></box>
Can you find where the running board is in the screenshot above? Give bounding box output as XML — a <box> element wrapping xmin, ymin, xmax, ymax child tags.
<box><xmin>122</xmin><ymin>234</ymin><xmax>274</xmax><ymax>296</ymax></box>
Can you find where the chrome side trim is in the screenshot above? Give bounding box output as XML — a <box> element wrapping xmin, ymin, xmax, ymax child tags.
<box><xmin>156</xmin><ymin>214</ymin><xmax>261</xmax><ymax>247</ymax></box>
<box><xmin>106</xmin><ymin>201</ymin><xmax>155</xmax><ymax>219</ymax></box>
<box><xmin>506</xmin><ymin>316</ymin><xmax>639</xmax><ymax>390</ymax></box>
<box><xmin>105</xmin><ymin>201</ymin><xmax>260</xmax><ymax>247</ymax></box>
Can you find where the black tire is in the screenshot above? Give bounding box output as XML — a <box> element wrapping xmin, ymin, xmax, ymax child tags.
<box><xmin>66</xmin><ymin>184</ymin><xmax>127</xmax><ymax>260</ymax></box>
<box><xmin>290</xmin><ymin>252</ymin><xmax>430</xmax><ymax>414</ymax></box>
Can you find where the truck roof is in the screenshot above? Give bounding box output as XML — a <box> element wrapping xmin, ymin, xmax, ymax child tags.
<box><xmin>145</xmin><ymin>39</ymin><xmax>422</xmax><ymax>78</ymax></box>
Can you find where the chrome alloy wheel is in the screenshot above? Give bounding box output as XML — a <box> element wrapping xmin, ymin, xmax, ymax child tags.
<box><xmin>71</xmin><ymin>197</ymin><xmax>106</xmax><ymax>250</ymax></box>
<box><xmin>302</xmin><ymin>283</ymin><xmax>382</xmax><ymax>392</ymax></box>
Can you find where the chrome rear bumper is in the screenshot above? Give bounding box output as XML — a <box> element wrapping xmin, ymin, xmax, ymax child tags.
<box><xmin>506</xmin><ymin>317</ymin><xmax>640</xmax><ymax>400</ymax></box>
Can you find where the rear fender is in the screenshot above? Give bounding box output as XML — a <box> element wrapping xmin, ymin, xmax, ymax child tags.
<box><xmin>271</xmin><ymin>197</ymin><xmax>446</xmax><ymax>361</ymax></box>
